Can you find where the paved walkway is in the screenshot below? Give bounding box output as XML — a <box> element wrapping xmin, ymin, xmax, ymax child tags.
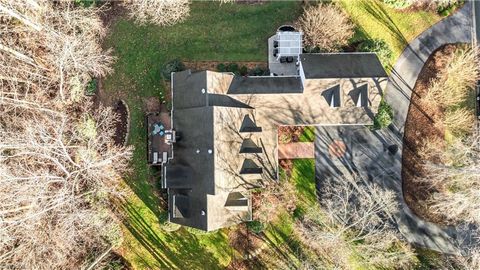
<box><xmin>278</xmin><ymin>142</ymin><xmax>314</xmax><ymax>159</ymax></box>
<box><xmin>315</xmin><ymin>3</ymin><xmax>472</xmax><ymax>255</ymax></box>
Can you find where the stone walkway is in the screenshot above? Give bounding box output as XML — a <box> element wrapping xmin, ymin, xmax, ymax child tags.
<box><xmin>314</xmin><ymin>2</ymin><xmax>473</xmax><ymax>255</ymax></box>
<box><xmin>278</xmin><ymin>142</ymin><xmax>314</xmax><ymax>159</ymax></box>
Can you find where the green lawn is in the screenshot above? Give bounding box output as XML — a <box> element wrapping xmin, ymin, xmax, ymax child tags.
<box><xmin>102</xmin><ymin>2</ymin><xmax>302</xmax><ymax>269</ymax></box>
<box><xmin>337</xmin><ymin>0</ymin><xmax>442</xmax><ymax>68</ymax></box>
<box><xmin>299</xmin><ymin>126</ymin><xmax>315</xmax><ymax>143</ymax></box>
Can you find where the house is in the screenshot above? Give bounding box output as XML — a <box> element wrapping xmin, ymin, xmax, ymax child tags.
<box><xmin>160</xmin><ymin>28</ymin><xmax>388</xmax><ymax>231</ymax></box>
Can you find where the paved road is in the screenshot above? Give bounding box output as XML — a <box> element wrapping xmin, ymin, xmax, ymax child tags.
<box><xmin>315</xmin><ymin>3</ymin><xmax>473</xmax><ymax>254</ymax></box>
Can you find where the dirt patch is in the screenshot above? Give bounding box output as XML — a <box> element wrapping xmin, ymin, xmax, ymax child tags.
<box><xmin>228</xmin><ymin>224</ymin><xmax>263</xmax><ymax>255</ymax></box>
<box><xmin>99</xmin><ymin>1</ymin><xmax>127</xmax><ymax>29</ymax></box>
<box><xmin>278</xmin><ymin>126</ymin><xmax>305</xmax><ymax>144</ymax></box>
<box><xmin>226</xmin><ymin>224</ymin><xmax>265</xmax><ymax>269</ymax></box>
<box><xmin>144</xmin><ymin>97</ymin><xmax>162</xmax><ymax>113</ymax></box>
<box><xmin>279</xmin><ymin>159</ymin><xmax>293</xmax><ymax>177</ymax></box>
<box><xmin>183</xmin><ymin>61</ymin><xmax>267</xmax><ymax>72</ymax></box>
<box><xmin>113</xmin><ymin>100</ymin><xmax>129</xmax><ymax>146</ymax></box>
<box><xmin>402</xmin><ymin>44</ymin><xmax>458</xmax><ymax>224</ymax></box>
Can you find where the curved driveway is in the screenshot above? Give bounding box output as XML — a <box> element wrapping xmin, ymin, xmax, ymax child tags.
<box><xmin>315</xmin><ymin>2</ymin><xmax>472</xmax><ymax>254</ymax></box>
<box><xmin>383</xmin><ymin>1</ymin><xmax>472</xmax><ymax>254</ymax></box>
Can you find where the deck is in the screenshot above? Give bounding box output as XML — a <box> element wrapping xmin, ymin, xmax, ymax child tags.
<box><xmin>147</xmin><ymin>112</ymin><xmax>173</xmax><ymax>166</ymax></box>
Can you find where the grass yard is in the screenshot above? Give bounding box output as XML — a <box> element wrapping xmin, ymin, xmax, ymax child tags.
<box><xmin>299</xmin><ymin>126</ymin><xmax>315</xmax><ymax>143</ymax></box>
<box><xmin>102</xmin><ymin>2</ymin><xmax>302</xmax><ymax>269</ymax></box>
<box><xmin>337</xmin><ymin>0</ymin><xmax>442</xmax><ymax>68</ymax></box>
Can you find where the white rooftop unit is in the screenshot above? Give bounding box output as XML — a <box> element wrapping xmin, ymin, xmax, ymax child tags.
<box><xmin>275</xmin><ymin>31</ymin><xmax>302</xmax><ymax>60</ymax></box>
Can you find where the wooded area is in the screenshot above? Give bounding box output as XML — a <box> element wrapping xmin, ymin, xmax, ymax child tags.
<box><xmin>0</xmin><ymin>1</ymin><xmax>131</xmax><ymax>269</ymax></box>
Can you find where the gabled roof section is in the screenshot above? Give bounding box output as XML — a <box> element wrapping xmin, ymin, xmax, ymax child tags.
<box><xmin>172</xmin><ymin>70</ymin><xmax>208</xmax><ymax>109</ymax></box>
<box><xmin>300</xmin><ymin>53</ymin><xmax>387</xmax><ymax>79</ymax></box>
<box><xmin>170</xmin><ymin>106</ymin><xmax>215</xmax><ymax>195</ymax></box>
<box><xmin>227</xmin><ymin>76</ymin><xmax>303</xmax><ymax>94</ymax></box>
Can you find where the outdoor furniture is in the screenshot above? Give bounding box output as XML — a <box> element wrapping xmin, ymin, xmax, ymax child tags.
<box><xmin>273</xmin><ymin>48</ymin><xmax>278</xmax><ymax>57</ymax></box>
<box><xmin>165</xmin><ymin>130</ymin><xmax>176</xmax><ymax>145</ymax></box>
<box><xmin>152</xmin><ymin>122</ymin><xmax>165</xmax><ymax>136</ymax></box>
<box><xmin>153</xmin><ymin>152</ymin><xmax>159</xmax><ymax>164</ymax></box>
<box><xmin>273</xmin><ymin>40</ymin><xmax>279</xmax><ymax>48</ymax></box>
<box><xmin>286</xmin><ymin>56</ymin><xmax>294</xmax><ymax>63</ymax></box>
<box><xmin>279</xmin><ymin>56</ymin><xmax>287</xmax><ymax>63</ymax></box>
<box><xmin>162</xmin><ymin>152</ymin><xmax>168</xmax><ymax>164</ymax></box>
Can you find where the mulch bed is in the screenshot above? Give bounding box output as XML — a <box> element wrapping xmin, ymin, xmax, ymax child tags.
<box><xmin>113</xmin><ymin>100</ymin><xmax>128</xmax><ymax>146</ymax></box>
<box><xmin>227</xmin><ymin>224</ymin><xmax>264</xmax><ymax>261</ymax></box>
<box><xmin>183</xmin><ymin>61</ymin><xmax>267</xmax><ymax>72</ymax></box>
<box><xmin>402</xmin><ymin>44</ymin><xmax>458</xmax><ymax>224</ymax></box>
<box><xmin>278</xmin><ymin>126</ymin><xmax>305</xmax><ymax>144</ymax></box>
<box><xmin>99</xmin><ymin>1</ymin><xmax>127</xmax><ymax>28</ymax></box>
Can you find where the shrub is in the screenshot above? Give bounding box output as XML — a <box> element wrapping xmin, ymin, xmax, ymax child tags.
<box><xmin>382</xmin><ymin>0</ymin><xmax>412</xmax><ymax>9</ymax></box>
<box><xmin>246</xmin><ymin>220</ymin><xmax>264</xmax><ymax>234</ymax></box>
<box><xmin>358</xmin><ymin>39</ymin><xmax>392</xmax><ymax>67</ymax></box>
<box><xmin>85</xmin><ymin>78</ymin><xmax>97</xmax><ymax>96</ymax></box>
<box><xmin>216</xmin><ymin>63</ymin><xmax>226</xmax><ymax>72</ymax></box>
<box><xmin>162</xmin><ymin>59</ymin><xmax>186</xmax><ymax>80</ymax></box>
<box><xmin>436</xmin><ymin>1</ymin><xmax>463</xmax><ymax>16</ymax></box>
<box><xmin>74</xmin><ymin>0</ymin><xmax>99</xmax><ymax>7</ymax></box>
<box><xmin>122</xmin><ymin>0</ymin><xmax>190</xmax><ymax>26</ymax></box>
<box><xmin>226</xmin><ymin>63</ymin><xmax>240</xmax><ymax>74</ymax></box>
<box><xmin>249</xmin><ymin>66</ymin><xmax>269</xmax><ymax>76</ymax></box>
<box><xmin>424</xmin><ymin>48</ymin><xmax>478</xmax><ymax>108</ymax></box>
<box><xmin>443</xmin><ymin>107</ymin><xmax>474</xmax><ymax>137</ymax></box>
<box><xmin>373</xmin><ymin>100</ymin><xmax>393</xmax><ymax>129</ymax></box>
<box><xmin>185</xmin><ymin>226</ymin><xmax>210</xmax><ymax>235</ymax></box>
<box><xmin>296</xmin><ymin>4</ymin><xmax>354</xmax><ymax>52</ymax></box>
<box><xmin>239</xmin><ymin>65</ymin><xmax>248</xmax><ymax>76</ymax></box>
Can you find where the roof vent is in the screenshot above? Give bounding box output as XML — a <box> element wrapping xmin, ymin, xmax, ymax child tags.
<box><xmin>239</xmin><ymin>115</ymin><xmax>262</xmax><ymax>133</ymax></box>
<box><xmin>196</xmin><ymin>149</ymin><xmax>200</xmax><ymax>154</ymax></box>
<box><xmin>240</xmin><ymin>159</ymin><xmax>263</xmax><ymax>174</ymax></box>
<box><xmin>208</xmin><ymin>149</ymin><xmax>213</xmax><ymax>154</ymax></box>
<box><xmin>201</xmin><ymin>88</ymin><xmax>206</xmax><ymax>94</ymax></box>
<box><xmin>240</xmin><ymin>139</ymin><xmax>262</xmax><ymax>154</ymax></box>
<box><xmin>201</xmin><ymin>210</ymin><xmax>206</xmax><ymax>216</ymax></box>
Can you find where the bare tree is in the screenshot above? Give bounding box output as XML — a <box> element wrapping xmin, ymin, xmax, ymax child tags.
<box><xmin>423</xmin><ymin>47</ymin><xmax>479</xmax><ymax>108</ymax></box>
<box><xmin>416</xmin><ymin>134</ymin><xmax>480</xmax><ymax>225</ymax></box>
<box><xmin>297</xmin><ymin>176</ymin><xmax>415</xmax><ymax>269</ymax></box>
<box><xmin>122</xmin><ymin>0</ymin><xmax>190</xmax><ymax>26</ymax></box>
<box><xmin>443</xmin><ymin>107</ymin><xmax>475</xmax><ymax>136</ymax></box>
<box><xmin>0</xmin><ymin>1</ymin><xmax>133</xmax><ymax>269</ymax></box>
<box><xmin>296</xmin><ymin>4</ymin><xmax>354</xmax><ymax>52</ymax></box>
<box><xmin>0</xmin><ymin>98</ymin><xmax>132</xmax><ymax>269</ymax></box>
<box><xmin>0</xmin><ymin>1</ymin><xmax>114</xmax><ymax>100</ymax></box>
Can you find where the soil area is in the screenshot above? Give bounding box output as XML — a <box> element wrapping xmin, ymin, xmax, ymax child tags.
<box><xmin>402</xmin><ymin>44</ymin><xmax>457</xmax><ymax>224</ymax></box>
<box><xmin>183</xmin><ymin>61</ymin><xmax>267</xmax><ymax>72</ymax></box>
<box><xmin>226</xmin><ymin>224</ymin><xmax>264</xmax><ymax>270</ymax></box>
<box><xmin>278</xmin><ymin>126</ymin><xmax>306</xmax><ymax>144</ymax></box>
<box><xmin>99</xmin><ymin>1</ymin><xmax>127</xmax><ymax>28</ymax></box>
<box><xmin>113</xmin><ymin>100</ymin><xmax>129</xmax><ymax>146</ymax></box>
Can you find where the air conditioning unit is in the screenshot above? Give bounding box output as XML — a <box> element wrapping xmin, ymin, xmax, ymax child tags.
<box><xmin>164</xmin><ymin>130</ymin><xmax>176</xmax><ymax>145</ymax></box>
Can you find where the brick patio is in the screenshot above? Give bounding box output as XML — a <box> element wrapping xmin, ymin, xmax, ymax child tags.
<box><xmin>278</xmin><ymin>142</ymin><xmax>314</xmax><ymax>159</ymax></box>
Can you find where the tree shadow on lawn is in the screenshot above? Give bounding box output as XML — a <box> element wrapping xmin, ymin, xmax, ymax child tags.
<box><xmin>118</xmin><ymin>198</ymin><xmax>228</xmax><ymax>269</ymax></box>
<box><xmin>359</xmin><ymin>0</ymin><xmax>409</xmax><ymax>48</ymax></box>
<box><xmin>262</xmin><ymin>220</ymin><xmax>310</xmax><ymax>268</ymax></box>
<box><xmin>291</xmin><ymin>159</ymin><xmax>316</xmax><ymax>206</ymax></box>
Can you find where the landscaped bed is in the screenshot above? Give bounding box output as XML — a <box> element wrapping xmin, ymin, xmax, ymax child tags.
<box><xmin>338</xmin><ymin>0</ymin><xmax>442</xmax><ymax>68</ymax></box>
<box><xmin>113</xmin><ymin>100</ymin><xmax>129</xmax><ymax>146</ymax></box>
<box><xmin>402</xmin><ymin>44</ymin><xmax>461</xmax><ymax>224</ymax></box>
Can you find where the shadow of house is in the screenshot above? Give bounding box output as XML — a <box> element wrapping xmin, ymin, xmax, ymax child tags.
<box><xmin>322</xmin><ymin>84</ymin><xmax>341</xmax><ymax>107</ymax></box>
<box><xmin>348</xmin><ymin>83</ymin><xmax>369</xmax><ymax>107</ymax></box>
